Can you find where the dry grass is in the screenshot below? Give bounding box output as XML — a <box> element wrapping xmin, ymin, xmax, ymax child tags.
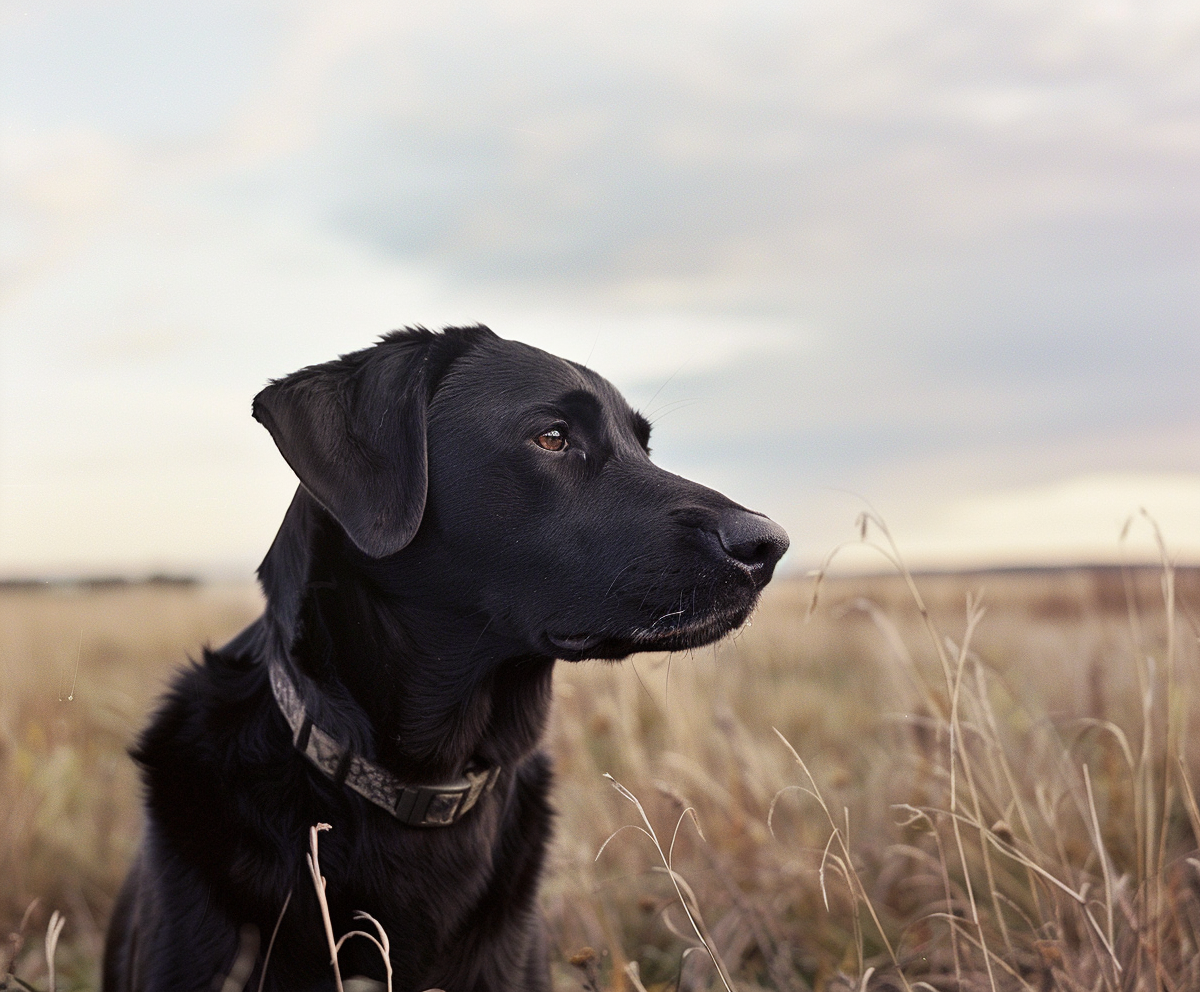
<box><xmin>0</xmin><ymin>582</ymin><xmax>263</xmax><ymax>987</ymax></box>
<box><xmin>3</xmin><ymin>553</ymin><xmax>1199</xmax><ymax>990</ymax></box>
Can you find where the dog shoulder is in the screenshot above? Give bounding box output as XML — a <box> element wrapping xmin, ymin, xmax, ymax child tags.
<box><xmin>132</xmin><ymin>639</ymin><xmax>278</xmax><ymax>778</ymax></box>
<box><xmin>131</xmin><ymin>634</ymin><xmax>308</xmax><ymax>901</ymax></box>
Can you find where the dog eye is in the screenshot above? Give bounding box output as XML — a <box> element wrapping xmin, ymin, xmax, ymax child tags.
<box><xmin>535</xmin><ymin>428</ymin><xmax>568</xmax><ymax>452</ymax></box>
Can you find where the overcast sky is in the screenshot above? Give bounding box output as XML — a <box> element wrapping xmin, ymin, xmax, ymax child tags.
<box><xmin>2</xmin><ymin>0</ymin><xmax>1198</xmax><ymax>577</ymax></box>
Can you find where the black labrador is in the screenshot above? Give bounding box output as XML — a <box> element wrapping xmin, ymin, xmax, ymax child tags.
<box><xmin>103</xmin><ymin>326</ymin><xmax>788</xmax><ymax>992</ymax></box>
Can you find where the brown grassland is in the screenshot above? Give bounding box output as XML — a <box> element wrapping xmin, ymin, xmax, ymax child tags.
<box><xmin>3</xmin><ymin>540</ymin><xmax>1200</xmax><ymax>990</ymax></box>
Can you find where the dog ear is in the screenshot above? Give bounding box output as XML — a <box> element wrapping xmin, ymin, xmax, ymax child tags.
<box><xmin>252</xmin><ymin>336</ymin><xmax>432</xmax><ymax>558</ymax></box>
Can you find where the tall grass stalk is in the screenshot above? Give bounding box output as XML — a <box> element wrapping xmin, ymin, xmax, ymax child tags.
<box><xmin>305</xmin><ymin>823</ymin><xmax>401</xmax><ymax>992</ymax></box>
<box><xmin>597</xmin><ymin>774</ymin><xmax>737</xmax><ymax>991</ymax></box>
<box><xmin>306</xmin><ymin>823</ymin><xmax>345</xmax><ymax>992</ymax></box>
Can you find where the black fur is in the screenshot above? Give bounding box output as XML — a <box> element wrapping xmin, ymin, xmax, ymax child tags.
<box><xmin>103</xmin><ymin>326</ymin><xmax>789</xmax><ymax>992</ymax></box>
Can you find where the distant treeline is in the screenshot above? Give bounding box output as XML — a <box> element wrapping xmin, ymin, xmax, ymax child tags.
<box><xmin>0</xmin><ymin>574</ymin><xmax>199</xmax><ymax>591</ymax></box>
<box><xmin>1</xmin><ymin>563</ymin><xmax>1196</xmax><ymax>595</ymax></box>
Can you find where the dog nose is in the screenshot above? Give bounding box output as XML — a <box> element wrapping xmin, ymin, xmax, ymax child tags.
<box><xmin>716</xmin><ymin>510</ymin><xmax>790</xmax><ymax>573</ymax></box>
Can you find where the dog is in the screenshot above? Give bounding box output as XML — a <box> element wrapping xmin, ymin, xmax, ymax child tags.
<box><xmin>103</xmin><ymin>326</ymin><xmax>788</xmax><ymax>992</ymax></box>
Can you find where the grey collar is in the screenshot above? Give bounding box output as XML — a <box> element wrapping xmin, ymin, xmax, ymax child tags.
<box><xmin>267</xmin><ymin>659</ymin><xmax>500</xmax><ymax>827</ymax></box>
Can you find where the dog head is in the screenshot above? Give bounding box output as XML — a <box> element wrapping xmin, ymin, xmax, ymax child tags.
<box><xmin>254</xmin><ymin>326</ymin><xmax>788</xmax><ymax>661</ymax></box>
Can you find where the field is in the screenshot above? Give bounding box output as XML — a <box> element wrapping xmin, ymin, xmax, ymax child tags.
<box><xmin>2</xmin><ymin>555</ymin><xmax>1199</xmax><ymax>991</ymax></box>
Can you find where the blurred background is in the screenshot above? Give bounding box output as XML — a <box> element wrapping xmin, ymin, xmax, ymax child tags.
<box><xmin>3</xmin><ymin>0</ymin><xmax>1199</xmax><ymax>579</ymax></box>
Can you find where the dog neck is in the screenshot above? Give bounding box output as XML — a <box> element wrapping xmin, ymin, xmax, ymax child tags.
<box><xmin>257</xmin><ymin>488</ymin><xmax>556</xmax><ymax>784</ymax></box>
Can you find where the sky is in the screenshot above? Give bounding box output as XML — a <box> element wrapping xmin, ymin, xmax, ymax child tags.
<box><xmin>1</xmin><ymin>0</ymin><xmax>1198</xmax><ymax>578</ymax></box>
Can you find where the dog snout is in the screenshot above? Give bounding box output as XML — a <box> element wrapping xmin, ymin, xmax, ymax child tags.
<box><xmin>715</xmin><ymin>510</ymin><xmax>790</xmax><ymax>575</ymax></box>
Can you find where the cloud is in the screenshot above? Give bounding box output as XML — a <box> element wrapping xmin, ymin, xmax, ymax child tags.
<box><xmin>257</xmin><ymin>0</ymin><xmax>1200</xmax><ymax>310</ymax></box>
<box><xmin>3</xmin><ymin>0</ymin><xmax>1199</xmax><ymax>573</ymax></box>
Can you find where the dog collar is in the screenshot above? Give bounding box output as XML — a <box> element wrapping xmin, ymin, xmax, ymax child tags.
<box><xmin>267</xmin><ymin>659</ymin><xmax>500</xmax><ymax>827</ymax></box>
